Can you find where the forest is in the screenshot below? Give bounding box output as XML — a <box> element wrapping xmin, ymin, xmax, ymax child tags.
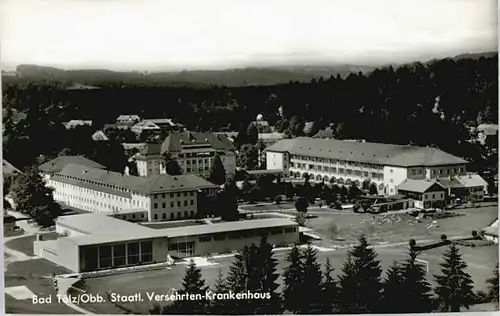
<box><xmin>2</xmin><ymin>54</ymin><xmax>498</xmax><ymax>177</ymax></box>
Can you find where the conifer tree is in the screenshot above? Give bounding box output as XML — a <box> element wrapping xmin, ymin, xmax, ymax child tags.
<box><xmin>225</xmin><ymin>246</ymin><xmax>252</xmax><ymax>314</ymax></box>
<box><xmin>299</xmin><ymin>244</ymin><xmax>324</xmax><ymax>314</ymax></box>
<box><xmin>434</xmin><ymin>243</ymin><xmax>475</xmax><ymax>312</ymax></box>
<box><xmin>253</xmin><ymin>236</ymin><xmax>282</xmax><ymax>314</ymax></box>
<box><xmin>400</xmin><ymin>247</ymin><xmax>433</xmax><ymax>313</ymax></box>
<box><xmin>282</xmin><ymin>245</ymin><xmax>304</xmax><ymax>313</ymax></box>
<box><xmin>209</xmin><ymin>269</ymin><xmax>229</xmax><ymax>314</ymax></box>
<box><xmin>320</xmin><ymin>257</ymin><xmax>339</xmax><ymax>313</ymax></box>
<box><xmin>338</xmin><ymin>235</ymin><xmax>383</xmax><ymax>313</ymax></box>
<box><xmin>486</xmin><ymin>265</ymin><xmax>499</xmax><ymax>308</ymax></box>
<box><xmin>208</xmin><ymin>154</ymin><xmax>226</xmax><ymax>185</ymax></box>
<box><xmin>382</xmin><ymin>261</ymin><xmax>405</xmax><ymax>313</ymax></box>
<box><xmin>165</xmin><ymin>260</ymin><xmax>208</xmax><ymax>314</ymax></box>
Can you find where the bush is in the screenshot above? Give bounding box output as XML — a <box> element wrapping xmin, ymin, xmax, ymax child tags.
<box><xmin>441</xmin><ymin>234</ymin><xmax>448</xmax><ymax>241</ymax></box>
<box><xmin>409</xmin><ymin>239</ymin><xmax>416</xmax><ymax>248</ymax></box>
<box><xmin>472</xmin><ymin>230</ymin><xmax>478</xmax><ymax>238</ymax></box>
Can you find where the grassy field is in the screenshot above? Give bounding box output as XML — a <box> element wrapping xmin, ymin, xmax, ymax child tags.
<box><xmin>79</xmin><ymin>242</ymin><xmax>498</xmax><ymax>314</ymax></box>
<box><xmin>4</xmin><ymin>258</ymin><xmax>76</xmax><ymax>314</ymax></box>
<box><xmin>305</xmin><ymin>205</ymin><xmax>499</xmax><ymax>247</ymax></box>
<box><xmin>6</xmin><ymin>235</ymin><xmax>36</xmax><ymax>256</ymax></box>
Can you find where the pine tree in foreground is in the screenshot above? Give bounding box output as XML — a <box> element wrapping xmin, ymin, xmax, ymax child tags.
<box><xmin>338</xmin><ymin>235</ymin><xmax>383</xmax><ymax>314</ymax></box>
<box><xmin>400</xmin><ymin>247</ymin><xmax>434</xmax><ymax>313</ymax></box>
<box><xmin>434</xmin><ymin>243</ymin><xmax>476</xmax><ymax>312</ymax></box>
<box><xmin>225</xmin><ymin>246</ymin><xmax>250</xmax><ymax>314</ymax></box>
<box><xmin>486</xmin><ymin>264</ymin><xmax>499</xmax><ymax>308</ymax></box>
<box><xmin>320</xmin><ymin>257</ymin><xmax>340</xmax><ymax>313</ymax></box>
<box><xmin>382</xmin><ymin>261</ymin><xmax>405</xmax><ymax>313</ymax></box>
<box><xmin>164</xmin><ymin>260</ymin><xmax>209</xmax><ymax>314</ymax></box>
<box><xmin>299</xmin><ymin>244</ymin><xmax>324</xmax><ymax>314</ymax></box>
<box><xmin>282</xmin><ymin>245</ymin><xmax>304</xmax><ymax>314</ymax></box>
<box><xmin>253</xmin><ymin>236</ymin><xmax>282</xmax><ymax>314</ymax></box>
<box><xmin>209</xmin><ymin>269</ymin><xmax>229</xmax><ymax>314</ymax></box>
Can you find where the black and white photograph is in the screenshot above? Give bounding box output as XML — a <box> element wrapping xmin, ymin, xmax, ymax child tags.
<box><xmin>1</xmin><ymin>0</ymin><xmax>499</xmax><ymax>314</ymax></box>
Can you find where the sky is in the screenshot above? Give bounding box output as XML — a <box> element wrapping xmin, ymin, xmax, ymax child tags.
<box><xmin>0</xmin><ymin>0</ymin><xmax>497</xmax><ymax>71</ymax></box>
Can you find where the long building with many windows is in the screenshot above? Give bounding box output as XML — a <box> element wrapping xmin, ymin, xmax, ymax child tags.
<box><xmin>34</xmin><ymin>213</ymin><xmax>299</xmax><ymax>272</ymax></box>
<box><xmin>135</xmin><ymin>132</ymin><xmax>236</xmax><ymax>178</ymax></box>
<box><xmin>47</xmin><ymin>163</ymin><xmax>218</xmax><ymax>222</ymax></box>
<box><xmin>265</xmin><ymin>137</ymin><xmax>470</xmax><ymax>195</ymax></box>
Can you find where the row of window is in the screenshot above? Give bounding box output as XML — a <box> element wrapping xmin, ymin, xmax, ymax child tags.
<box><xmin>153</xmin><ymin>191</ymin><xmax>195</xmax><ymax>200</ymax></box>
<box><xmin>290</xmin><ymin>155</ymin><xmax>383</xmax><ymax>169</ymax></box>
<box><xmin>54</xmin><ymin>190</ymin><xmax>147</xmax><ymax>212</ymax></box>
<box><xmin>153</xmin><ymin>199</ymin><xmax>194</xmax><ymax>209</ymax></box>
<box><xmin>55</xmin><ymin>174</ymin><xmax>131</xmax><ymax>193</ymax></box>
<box><xmin>197</xmin><ymin>226</ymin><xmax>298</xmax><ymax>243</ymax></box>
<box><xmin>82</xmin><ymin>241</ymin><xmax>153</xmax><ymax>271</ymax></box>
<box><xmin>57</xmin><ymin>222</ymin><xmax>89</xmax><ymax>235</ymax></box>
<box><xmin>291</xmin><ymin>163</ymin><xmax>383</xmax><ymax>179</ymax></box>
<box><xmin>153</xmin><ymin>210</ymin><xmax>195</xmax><ymax>220</ymax></box>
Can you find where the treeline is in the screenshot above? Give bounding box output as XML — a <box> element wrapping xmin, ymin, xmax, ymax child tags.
<box><xmin>2</xmin><ymin>55</ymin><xmax>498</xmax><ymax>173</ymax></box>
<box><xmin>149</xmin><ymin>236</ymin><xmax>499</xmax><ymax>314</ymax></box>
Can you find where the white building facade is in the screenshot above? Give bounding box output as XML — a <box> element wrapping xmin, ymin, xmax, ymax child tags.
<box><xmin>136</xmin><ymin>132</ymin><xmax>237</xmax><ymax>179</ymax></box>
<box><xmin>265</xmin><ymin>137</ymin><xmax>469</xmax><ymax>195</ymax></box>
<box><xmin>47</xmin><ymin>163</ymin><xmax>217</xmax><ymax>222</ymax></box>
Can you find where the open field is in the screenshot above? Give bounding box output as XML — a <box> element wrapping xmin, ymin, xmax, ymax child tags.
<box><xmin>79</xmin><ymin>242</ymin><xmax>498</xmax><ymax>314</ymax></box>
<box><xmin>4</xmin><ymin>258</ymin><xmax>76</xmax><ymax>314</ymax></box>
<box><xmin>305</xmin><ymin>205</ymin><xmax>498</xmax><ymax>247</ymax></box>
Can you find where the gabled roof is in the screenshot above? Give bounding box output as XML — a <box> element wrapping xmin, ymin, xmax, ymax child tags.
<box><xmin>64</xmin><ymin>120</ymin><xmax>92</xmax><ymax>129</ymax></box>
<box><xmin>265</xmin><ymin>137</ymin><xmax>468</xmax><ymax>167</ymax></box>
<box><xmin>39</xmin><ymin>156</ymin><xmax>105</xmax><ymax>174</ymax></box>
<box><xmin>92</xmin><ymin>130</ymin><xmax>109</xmax><ymax>141</ymax></box>
<box><xmin>116</xmin><ymin>115</ymin><xmax>140</xmax><ymax>122</ymax></box>
<box><xmin>160</xmin><ymin>132</ymin><xmax>235</xmax><ymax>154</ymax></box>
<box><xmin>3</xmin><ymin>160</ymin><xmax>21</xmax><ymax>177</ymax></box>
<box><xmin>145</xmin><ymin>118</ymin><xmax>180</xmax><ymax>127</ymax></box>
<box><xmin>132</xmin><ymin>120</ymin><xmax>160</xmax><ymax>129</ymax></box>
<box><xmin>53</xmin><ymin>163</ymin><xmax>218</xmax><ymax>195</ymax></box>
<box><xmin>313</xmin><ymin>128</ymin><xmax>335</xmax><ymax>139</ymax></box>
<box><xmin>397</xmin><ymin>179</ymin><xmax>445</xmax><ymax>193</ymax></box>
<box><xmin>458</xmin><ymin>173</ymin><xmax>488</xmax><ymax>188</ymax></box>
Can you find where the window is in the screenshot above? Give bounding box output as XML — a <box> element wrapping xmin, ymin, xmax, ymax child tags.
<box><xmin>170</xmin><ymin>213</ymin><xmax>174</xmax><ymax>219</ymax></box>
<box><xmin>162</xmin><ymin>193</ymin><xmax>166</xmax><ymax>199</ymax></box>
<box><xmin>162</xmin><ymin>203</ymin><xmax>166</xmax><ymax>208</ymax></box>
<box><xmin>285</xmin><ymin>227</ymin><xmax>297</xmax><ymax>233</ymax></box>
<box><xmin>440</xmin><ymin>193</ymin><xmax>444</xmax><ymax>198</ymax></box>
<box><xmin>177</xmin><ymin>201</ymin><xmax>181</xmax><ymax>207</ymax></box>
<box><xmin>127</xmin><ymin>242</ymin><xmax>140</xmax><ymax>265</ymax></box>
<box><xmin>162</xmin><ymin>213</ymin><xmax>166</xmax><ymax>219</ymax></box>
<box><xmin>187</xmin><ymin>168</ymin><xmax>191</xmax><ymax>172</ymax></box>
<box><xmin>190</xmin><ymin>191</ymin><xmax>194</xmax><ymax>196</ymax></box>
<box><xmin>228</xmin><ymin>232</ymin><xmax>240</xmax><ymax>239</ymax></box>
<box><xmin>199</xmin><ymin>235</ymin><xmax>212</xmax><ymax>242</ymax></box>
<box><xmin>190</xmin><ymin>200</ymin><xmax>194</xmax><ymax>205</ymax></box>
<box><xmin>141</xmin><ymin>241</ymin><xmax>153</xmax><ymax>263</ymax></box>
<box><xmin>82</xmin><ymin>246</ymin><xmax>98</xmax><ymax>271</ymax></box>
<box><xmin>170</xmin><ymin>193</ymin><xmax>174</xmax><ymax>198</ymax></box>
<box><xmin>184</xmin><ymin>211</ymin><xmax>188</xmax><ymax>217</ymax></box>
<box><xmin>154</xmin><ymin>194</ymin><xmax>158</xmax><ymax>199</ymax></box>
<box><xmin>99</xmin><ymin>245</ymin><xmax>112</xmax><ymax>269</ymax></box>
<box><xmin>213</xmin><ymin>234</ymin><xmax>226</xmax><ymax>241</ymax></box>
<box><xmin>432</xmin><ymin>194</ymin><xmax>435</xmax><ymax>199</ymax></box>
<box><xmin>154</xmin><ymin>203</ymin><xmax>158</xmax><ymax>209</ymax></box>
<box><xmin>177</xmin><ymin>212</ymin><xmax>181</xmax><ymax>218</ymax></box>
<box><xmin>154</xmin><ymin>214</ymin><xmax>158</xmax><ymax>220</ymax></box>
<box><xmin>190</xmin><ymin>210</ymin><xmax>195</xmax><ymax>217</ymax></box>
<box><xmin>270</xmin><ymin>228</ymin><xmax>282</xmax><ymax>235</ymax></box>
<box><xmin>141</xmin><ymin>214</ymin><xmax>145</xmax><ymax>218</ymax></box>
<box><xmin>132</xmin><ymin>214</ymin><xmax>136</xmax><ymax>219</ymax></box>
<box><xmin>176</xmin><ymin>193</ymin><xmax>181</xmax><ymax>197</ymax></box>
<box><xmin>113</xmin><ymin>244</ymin><xmax>126</xmax><ymax>267</ymax></box>
<box><xmin>184</xmin><ymin>200</ymin><xmax>188</xmax><ymax>206</ymax></box>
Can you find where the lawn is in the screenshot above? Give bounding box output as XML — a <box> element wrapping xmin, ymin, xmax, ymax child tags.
<box><xmin>305</xmin><ymin>205</ymin><xmax>499</xmax><ymax>247</ymax></box>
<box><xmin>79</xmin><ymin>242</ymin><xmax>498</xmax><ymax>314</ymax></box>
<box><xmin>4</xmin><ymin>228</ymin><xmax>25</xmax><ymax>238</ymax></box>
<box><xmin>239</xmin><ymin>202</ymin><xmax>296</xmax><ymax>212</ymax></box>
<box><xmin>4</xmin><ymin>258</ymin><xmax>77</xmax><ymax>314</ymax></box>
<box><xmin>5</xmin><ymin>232</ymin><xmax>60</xmax><ymax>256</ymax></box>
<box><xmin>6</xmin><ymin>235</ymin><xmax>36</xmax><ymax>256</ymax></box>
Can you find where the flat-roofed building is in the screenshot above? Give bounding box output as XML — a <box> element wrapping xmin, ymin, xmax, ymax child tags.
<box><xmin>34</xmin><ymin>213</ymin><xmax>299</xmax><ymax>272</ymax></box>
<box><xmin>265</xmin><ymin>137</ymin><xmax>469</xmax><ymax>195</ymax></box>
<box><xmin>47</xmin><ymin>164</ymin><xmax>218</xmax><ymax>222</ymax></box>
<box><xmin>136</xmin><ymin>132</ymin><xmax>236</xmax><ymax>178</ymax></box>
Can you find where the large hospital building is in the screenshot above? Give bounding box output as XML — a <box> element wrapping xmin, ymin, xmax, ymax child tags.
<box><xmin>45</xmin><ymin>162</ymin><xmax>218</xmax><ymax>222</ymax></box>
<box><xmin>265</xmin><ymin>137</ymin><xmax>485</xmax><ymax>197</ymax></box>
